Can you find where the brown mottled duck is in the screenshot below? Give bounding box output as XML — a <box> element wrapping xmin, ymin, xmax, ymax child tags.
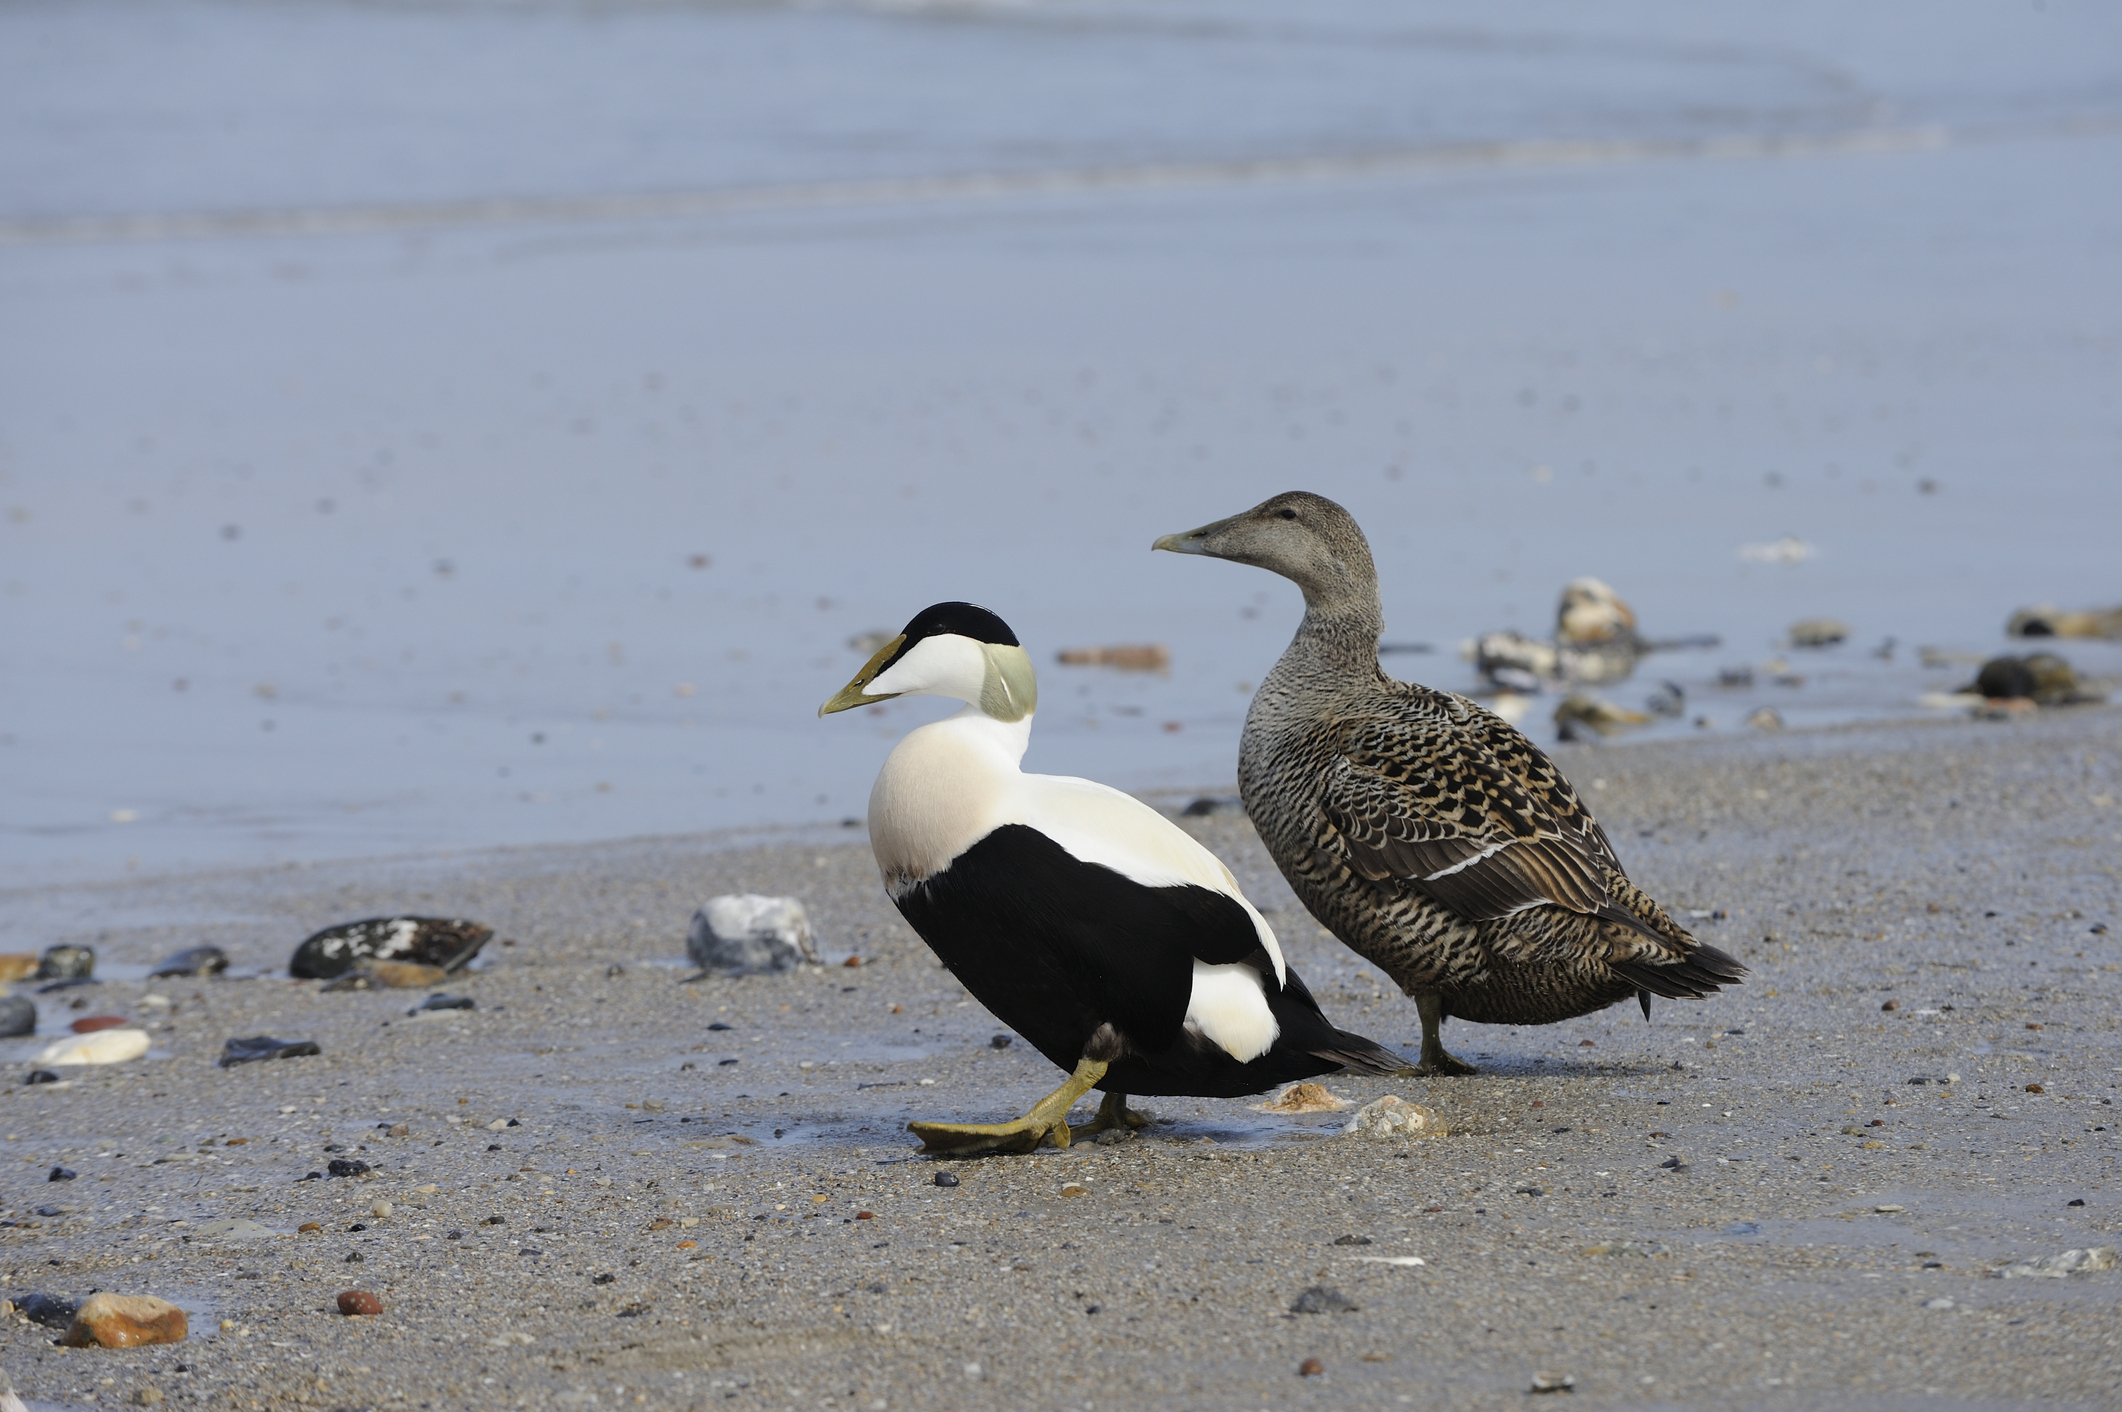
<box><xmin>1154</xmin><ymin>492</ymin><xmax>1744</xmax><ymax>1075</ymax></box>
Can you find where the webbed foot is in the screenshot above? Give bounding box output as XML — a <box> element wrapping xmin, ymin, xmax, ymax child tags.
<box><xmin>1414</xmin><ymin>989</ymin><xmax>1478</xmax><ymax>1076</ymax></box>
<box><xmin>1412</xmin><ymin>1050</ymin><xmax>1479</xmax><ymax>1078</ymax></box>
<box><xmin>908</xmin><ymin>1057</ymin><xmax>1108</xmax><ymax>1156</ymax></box>
<box><xmin>1077</xmin><ymin>1090</ymin><xmax>1153</xmax><ymax>1137</ymax></box>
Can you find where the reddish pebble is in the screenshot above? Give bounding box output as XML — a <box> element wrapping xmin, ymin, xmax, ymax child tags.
<box><xmin>1530</xmin><ymin>1100</ymin><xmax>1544</xmax><ymax>1108</ymax></box>
<box><xmin>71</xmin><ymin>1015</ymin><xmax>128</xmax><ymax>1034</ymax></box>
<box><xmin>842</xmin><ymin>956</ymin><xmax>862</xmax><ymax>968</ymax></box>
<box><xmin>855</xmin><ymin>1211</ymin><xmax>875</xmax><ymax>1220</ymax></box>
<box><xmin>1298</xmin><ymin>1358</ymin><xmax>1324</xmax><ymax>1377</ymax></box>
<box><xmin>336</xmin><ymin>1290</ymin><xmax>383</xmax><ymax>1317</ymax></box>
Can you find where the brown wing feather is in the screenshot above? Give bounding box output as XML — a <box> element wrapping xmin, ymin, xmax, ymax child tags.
<box><xmin>1316</xmin><ymin>687</ymin><xmax>1621</xmax><ymax>923</ymax></box>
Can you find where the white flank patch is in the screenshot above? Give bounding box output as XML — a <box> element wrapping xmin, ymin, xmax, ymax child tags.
<box><xmin>1184</xmin><ymin>961</ymin><xmax>1276</xmax><ymax>1063</ymax></box>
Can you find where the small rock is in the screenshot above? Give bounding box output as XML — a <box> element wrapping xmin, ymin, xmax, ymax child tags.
<box><xmin>1881</xmin><ymin>999</ymin><xmax>1899</xmax><ymax>1012</ymax></box>
<box><xmin>147</xmin><ymin>946</ymin><xmax>228</xmax><ymax>979</ymax></box>
<box><xmin>1298</xmin><ymin>1357</ymin><xmax>1325</xmax><ymax>1377</ymax></box>
<box><xmin>1059</xmin><ymin>1183</ymin><xmax>1089</xmax><ymax>1199</ymax></box>
<box><xmin>1529</xmin><ymin>1371</ymin><xmax>1576</xmax><ymax>1394</ymax></box>
<box><xmin>387</xmin><ymin>1123</ymin><xmax>409</xmax><ymax>1138</ymax></box>
<box><xmin>1515</xmin><ymin>1183</ymin><xmax>1546</xmax><ymax>1197</ymax></box>
<box><xmin>1923</xmin><ymin>1297</ymin><xmax>1955</xmax><ymax>1310</ymax></box>
<box><xmin>49</xmin><ymin>1166</ymin><xmax>77</xmax><ymax>1182</ymax></box>
<box><xmin>411</xmin><ymin>993</ymin><xmax>474</xmax><ymax>1015</ymax></box>
<box><xmin>1971</xmin><ymin>652</ymin><xmax>2102</xmax><ymax>707</ymax></box>
<box><xmin>60</xmin><ymin>1293</ymin><xmax>188</xmax><ymax>1348</ymax></box>
<box><xmin>24</xmin><ymin>1069</ymin><xmax>60</xmax><ymax>1085</ymax></box>
<box><xmin>2069</xmin><ymin>1199</ymin><xmax>2086</xmax><ymax>1207</ymax></box>
<box><xmin>35</xmin><ymin>1029</ymin><xmax>149</xmax><ymax>1066</ymax></box>
<box><xmin>299</xmin><ymin>1222</ymin><xmax>322</xmax><ymax>1234</ymax></box>
<box><xmin>372</xmin><ymin>1201</ymin><xmax>393</xmax><ymax>1219</ymax></box>
<box><xmin>290</xmin><ymin>916</ymin><xmax>491</xmax><ymax>980</ymax></box>
<box><xmin>2006</xmin><ymin>603</ymin><xmax>2122</xmax><ymax>640</ymax></box>
<box><xmin>1290</xmin><ymin>1285</ymin><xmax>1359</xmax><ymax>1315</ymax></box>
<box><xmin>336</xmin><ymin>1290</ymin><xmax>383</xmax><ymax>1317</ymax></box>
<box><xmin>1257</xmin><ymin>1082</ymin><xmax>1350</xmax><ymax>1114</ymax></box>
<box><xmin>1992</xmin><ymin>1247</ymin><xmax>2116</xmax><ymax>1279</ymax></box>
<box><xmin>932</xmin><ymin>1171</ymin><xmax>960</xmax><ymax>1188</ymax></box>
<box><xmin>1658</xmin><ymin>1155</ymin><xmax>1689</xmax><ymax>1171</ymax></box>
<box><xmin>687</xmin><ymin>896</ymin><xmax>818</xmax><ymax>974</ymax></box>
<box><xmin>218</xmin><ymin>1035</ymin><xmax>321</xmax><ymax>1067</ymax></box>
<box><xmin>988</xmin><ymin>1034</ymin><xmax>1011</xmax><ymax>1050</ymax></box>
<box><xmin>2025</xmin><ymin>1083</ymin><xmax>2045</xmax><ymax>1095</ymax></box>
<box><xmin>16</xmin><ymin>1293</ymin><xmax>80</xmax><ymax>1328</ymax></box>
<box><xmin>0</xmin><ymin>953</ymin><xmax>39</xmax><ymax>983</ymax></box>
<box><xmin>1788</xmin><ymin>617</ymin><xmax>1850</xmax><ymax>648</ymax></box>
<box><xmin>133</xmin><ymin>1388</ymin><xmax>163</xmax><ymax>1405</ymax></box>
<box><xmin>1331</xmin><ymin>1234</ymin><xmax>1372</xmax><ymax>1247</ymax></box>
<box><xmin>1744</xmin><ymin>706</ymin><xmax>1784</xmax><ymax>731</ymax></box>
<box><xmin>0</xmin><ymin>995</ymin><xmax>35</xmax><ymax>1038</ymax></box>
<box><xmin>1341</xmin><ymin>1095</ymin><xmax>1444</xmax><ymax>1139</ymax></box>
<box><xmin>70</xmin><ymin>1015</ymin><xmax>129</xmax><ymax>1034</ymax></box>
<box><xmin>35</xmin><ymin>945</ymin><xmax>95</xmax><ymax>981</ymax></box>
<box><xmin>327</xmin><ymin>1159</ymin><xmax>371</xmax><ymax>1179</ymax></box>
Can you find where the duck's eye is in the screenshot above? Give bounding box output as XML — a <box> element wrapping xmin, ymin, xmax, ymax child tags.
<box><xmin>1277</xmin><ymin>507</ymin><xmax>1299</xmax><ymax>520</ymax></box>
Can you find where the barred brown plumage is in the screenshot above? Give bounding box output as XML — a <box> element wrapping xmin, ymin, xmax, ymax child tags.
<box><xmin>1156</xmin><ymin>491</ymin><xmax>1746</xmax><ymax>1075</ymax></box>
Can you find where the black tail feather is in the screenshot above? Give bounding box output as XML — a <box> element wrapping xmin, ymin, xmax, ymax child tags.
<box><xmin>1612</xmin><ymin>943</ymin><xmax>1748</xmax><ymax>1001</ymax></box>
<box><xmin>1310</xmin><ymin>1030</ymin><xmax>1417</xmax><ymax>1077</ymax></box>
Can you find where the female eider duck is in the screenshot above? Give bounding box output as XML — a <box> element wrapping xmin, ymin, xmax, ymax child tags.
<box><xmin>819</xmin><ymin>601</ymin><xmax>1410</xmax><ymax>1154</ymax></box>
<box><xmin>1154</xmin><ymin>493</ymin><xmax>1745</xmax><ymax>1076</ymax></box>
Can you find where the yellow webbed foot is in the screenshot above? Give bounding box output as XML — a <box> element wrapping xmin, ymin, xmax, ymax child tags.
<box><xmin>908</xmin><ymin>1057</ymin><xmax>1108</xmax><ymax>1156</ymax></box>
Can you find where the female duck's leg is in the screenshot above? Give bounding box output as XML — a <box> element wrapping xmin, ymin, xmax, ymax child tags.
<box><xmin>1413</xmin><ymin>989</ymin><xmax>1478</xmax><ymax>1077</ymax></box>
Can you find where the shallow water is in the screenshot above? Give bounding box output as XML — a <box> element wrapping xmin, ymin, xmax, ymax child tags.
<box><xmin>3</xmin><ymin>0</ymin><xmax>2119</xmax><ymax>887</ymax></box>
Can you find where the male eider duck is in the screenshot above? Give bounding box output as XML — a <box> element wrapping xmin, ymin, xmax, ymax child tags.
<box><xmin>819</xmin><ymin>601</ymin><xmax>1411</xmax><ymax>1154</ymax></box>
<box><xmin>1154</xmin><ymin>493</ymin><xmax>1745</xmax><ymax>1075</ymax></box>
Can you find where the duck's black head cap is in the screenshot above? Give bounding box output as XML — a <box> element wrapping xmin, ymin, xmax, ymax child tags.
<box><xmin>898</xmin><ymin>602</ymin><xmax>1018</xmax><ymax>648</ymax></box>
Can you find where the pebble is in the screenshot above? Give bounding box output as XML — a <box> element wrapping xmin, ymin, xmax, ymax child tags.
<box><xmin>60</xmin><ymin>1293</ymin><xmax>188</xmax><ymax>1348</ymax></box>
<box><xmin>1298</xmin><ymin>1358</ymin><xmax>1325</xmax><ymax>1377</ymax></box>
<box><xmin>24</xmin><ymin>1069</ymin><xmax>60</xmax><ymax>1085</ymax></box>
<box><xmin>48</xmin><ymin>1166</ymin><xmax>77</xmax><ymax>1182</ymax></box>
<box><xmin>1341</xmin><ymin>1095</ymin><xmax>1443</xmax><ymax>1139</ymax></box>
<box><xmin>1529</xmin><ymin>1372</ymin><xmax>1576</xmax><ymax>1394</ymax></box>
<box><xmin>1973</xmin><ymin>652</ymin><xmax>2099</xmax><ymax>707</ymax></box>
<box><xmin>687</xmin><ymin>895</ymin><xmax>819</xmax><ymax>974</ymax></box>
<box><xmin>217</xmin><ymin>1035</ymin><xmax>322</xmax><ymax>1067</ymax></box>
<box><xmin>1992</xmin><ymin>1247</ymin><xmax>2116</xmax><ymax>1279</ymax></box>
<box><xmin>147</xmin><ymin>945</ymin><xmax>228</xmax><ymax>979</ymax></box>
<box><xmin>932</xmin><ymin>1171</ymin><xmax>960</xmax><ymax>1188</ymax></box>
<box><xmin>1290</xmin><ymin>1285</ymin><xmax>1359</xmax><ymax>1315</ymax></box>
<box><xmin>15</xmin><ymin>1293</ymin><xmax>80</xmax><ymax>1328</ymax></box>
<box><xmin>1745</xmin><ymin>706</ymin><xmax>1785</xmax><ymax>730</ymax></box>
<box><xmin>373</xmin><ymin>1201</ymin><xmax>393</xmax><ymax>1219</ymax></box>
<box><xmin>70</xmin><ymin>1015</ymin><xmax>129</xmax><ymax>1034</ymax></box>
<box><xmin>1788</xmin><ymin>617</ymin><xmax>1850</xmax><ymax>648</ymax></box>
<box><xmin>411</xmin><ymin>993</ymin><xmax>475</xmax><ymax>1014</ymax></box>
<box><xmin>0</xmin><ymin>954</ymin><xmax>38</xmax><ymax>983</ymax></box>
<box><xmin>988</xmin><ymin>1034</ymin><xmax>1011</xmax><ymax>1049</ymax></box>
<box><xmin>36</xmin><ymin>945</ymin><xmax>95</xmax><ymax>981</ymax></box>
<box><xmin>35</xmin><ymin>1028</ymin><xmax>149</xmax><ymax>1066</ymax></box>
<box><xmin>327</xmin><ymin>1159</ymin><xmax>372</xmax><ymax>1178</ymax></box>
<box><xmin>0</xmin><ymin>995</ymin><xmax>34</xmax><ymax>1038</ymax></box>
<box><xmin>1059</xmin><ymin>1183</ymin><xmax>1090</xmax><ymax>1198</ymax></box>
<box><xmin>336</xmin><ymin>1290</ymin><xmax>384</xmax><ymax>1317</ymax></box>
<box><xmin>132</xmin><ymin>1388</ymin><xmax>163</xmax><ymax>1405</ymax></box>
<box><xmin>290</xmin><ymin>916</ymin><xmax>492</xmax><ymax>980</ymax></box>
<box><xmin>1330</xmin><ymin>1234</ymin><xmax>1372</xmax><ymax>1246</ymax></box>
<box><xmin>1924</xmin><ymin>1297</ymin><xmax>1955</xmax><ymax>1310</ymax></box>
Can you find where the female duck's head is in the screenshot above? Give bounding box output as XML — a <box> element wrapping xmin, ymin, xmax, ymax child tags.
<box><xmin>818</xmin><ymin>601</ymin><xmax>1038</xmax><ymax>723</ymax></box>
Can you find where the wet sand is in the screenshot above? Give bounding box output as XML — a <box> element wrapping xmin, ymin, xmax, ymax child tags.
<box><xmin>3</xmin><ymin>707</ymin><xmax>2119</xmax><ymax>1410</ymax></box>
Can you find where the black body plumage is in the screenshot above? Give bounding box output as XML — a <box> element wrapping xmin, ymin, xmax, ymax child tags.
<box><xmin>893</xmin><ymin>825</ymin><xmax>1407</xmax><ymax>1097</ymax></box>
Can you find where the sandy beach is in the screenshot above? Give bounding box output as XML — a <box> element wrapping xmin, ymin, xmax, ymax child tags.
<box><xmin>3</xmin><ymin>705</ymin><xmax>2117</xmax><ymax>1410</ymax></box>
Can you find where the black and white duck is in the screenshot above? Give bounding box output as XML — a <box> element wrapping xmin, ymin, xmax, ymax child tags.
<box><xmin>819</xmin><ymin>600</ymin><xmax>1410</xmax><ymax>1153</ymax></box>
<box><xmin>1154</xmin><ymin>493</ymin><xmax>1745</xmax><ymax>1075</ymax></box>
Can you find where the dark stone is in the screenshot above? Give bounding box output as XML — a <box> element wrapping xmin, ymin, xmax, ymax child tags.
<box><xmin>2068</xmin><ymin>1198</ymin><xmax>2086</xmax><ymax>1207</ymax></box>
<box><xmin>1290</xmin><ymin>1285</ymin><xmax>1359</xmax><ymax>1315</ymax></box>
<box><xmin>1658</xmin><ymin>1156</ymin><xmax>1689</xmax><ymax>1171</ymax></box>
<box><xmin>348</xmin><ymin>1224</ymin><xmax>367</xmax><ymax>1232</ymax></box>
<box><xmin>0</xmin><ymin>996</ymin><xmax>34</xmax><ymax>1037</ymax></box>
<box><xmin>707</xmin><ymin>1022</ymin><xmax>732</xmax><ymax>1031</ymax></box>
<box><xmin>34</xmin><ymin>1206</ymin><xmax>63</xmax><ymax>1218</ymax></box>
<box><xmin>410</xmin><ymin>994</ymin><xmax>474</xmax><ymax>1014</ymax></box>
<box><xmin>48</xmin><ymin>1167</ymin><xmax>76</xmax><ymax>1182</ymax></box>
<box><xmin>289</xmin><ymin>916</ymin><xmax>492</xmax><ymax>980</ymax></box>
<box><xmin>988</xmin><ymin>1034</ymin><xmax>1011</xmax><ymax>1050</ymax></box>
<box><xmin>933</xmin><ymin>1171</ymin><xmax>960</xmax><ymax>1188</ymax></box>
<box><xmin>519</xmin><ymin>1248</ymin><xmax>542</xmax><ymax>1257</ymax></box>
<box><xmin>344</xmin><ymin>1252</ymin><xmax>363</xmax><ymax>1263</ymax></box>
<box><xmin>298</xmin><ymin>1171</ymin><xmax>324</xmax><ymax>1181</ymax></box>
<box><xmin>482</xmin><ymin>1215</ymin><xmax>506</xmax><ymax>1225</ymax></box>
<box><xmin>15</xmin><ymin>1293</ymin><xmax>79</xmax><ymax>1328</ymax></box>
<box><xmin>336</xmin><ymin>1290</ymin><xmax>383</xmax><ymax>1316</ymax></box>
<box><xmin>24</xmin><ymin>1069</ymin><xmax>59</xmax><ymax>1085</ymax></box>
<box><xmin>1330</xmin><ymin>1234</ymin><xmax>1372</xmax><ymax>1246</ymax></box>
<box><xmin>327</xmin><ymin>1159</ymin><xmax>370</xmax><ymax>1178</ymax></box>
<box><xmin>35</xmin><ymin>945</ymin><xmax>95</xmax><ymax>981</ymax></box>
<box><xmin>148</xmin><ymin>945</ymin><xmax>229</xmax><ymax>979</ymax></box>
<box><xmin>592</xmin><ymin>1272</ymin><xmax>617</xmax><ymax>1285</ymax></box>
<box><xmin>219</xmin><ymin>1035</ymin><xmax>322</xmax><ymax>1067</ymax></box>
